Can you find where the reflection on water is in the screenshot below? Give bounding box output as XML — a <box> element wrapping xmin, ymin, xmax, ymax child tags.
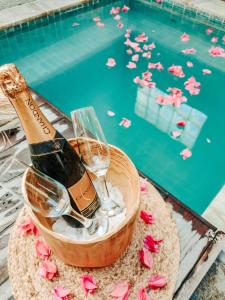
<box><xmin>135</xmin><ymin>86</ymin><xmax>207</xmax><ymax>148</ymax></box>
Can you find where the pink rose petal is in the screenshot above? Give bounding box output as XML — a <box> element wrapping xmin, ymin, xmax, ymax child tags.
<box><xmin>132</xmin><ymin>54</ymin><xmax>139</xmax><ymax>62</ymax></box>
<box><xmin>106</xmin><ymin>58</ymin><xmax>116</xmax><ymax>68</ymax></box>
<box><xmin>136</xmin><ymin>287</ymin><xmax>151</xmax><ymax>300</ymax></box>
<box><xmin>168</xmin><ymin>65</ymin><xmax>185</xmax><ymax>77</ymax></box>
<box><xmin>119</xmin><ymin>118</ymin><xmax>131</xmax><ymax>128</ymax></box>
<box><xmin>126</xmin><ymin>49</ymin><xmax>133</xmax><ymax>55</ymax></box>
<box><xmin>117</xmin><ymin>22</ymin><xmax>124</xmax><ymax>29</ymax></box>
<box><xmin>166</xmin><ymin>87</ymin><xmax>187</xmax><ymax>107</ymax></box>
<box><xmin>93</xmin><ymin>16</ymin><xmax>100</xmax><ymax>22</ymax></box>
<box><xmin>176</xmin><ymin>120</ymin><xmax>186</xmax><ymax>127</ymax></box>
<box><xmin>96</xmin><ymin>22</ymin><xmax>105</xmax><ymax>28</ymax></box>
<box><xmin>35</xmin><ymin>240</ymin><xmax>51</xmax><ymax>259</ymax></box>
<box><xmin>140</xmin><ymin>210</ymin><xmax>154</xmax><ymax>224</ymax></box>
<box><xmin>180</xmin><ymin>148</ymin><xmax>192</xmax><ymax>160</ymax></box>
<box><xmin>138</xmin><ymin>248</ymin><xmax>153</xmax><ymax>268</ymax></box>
<box><xmin>142</xmin><ymin>51</ymin><xmax>151</xmax><ymax>58</ymax></box>
<box><xmin>172</xmin><ymin>130</ymin><xmax>182</xmax><ymax>138</ymax></box>
<box><xmin>19</xmin><ymin>218</ymin><xmax>39</xmax><ymax>236</ymax></box>
<box><xmin>122</xmin><ymin>5</ymin><xmax>130</xmax><ymax>12</ymax></box>
<box><xmin>52</xmin><ymin>286</ymin><xmax>70</xmax><ymax>300</ymax></box>
<box><xmin>206</xmin><ymin>28</ymin><xmax>214</xmax><ymax>35</ymax></box>
<box><xmin>110</xmin><ymin>7</ymin><xmax>121</xmax><ymax>15</ymax></box>
<box><xmin>186</xmin><ymin>61</ymin><xmax>193</xmax><ymax>67</ymax></box>
<box><xmin>144</xmin><ymin>235</ymin><xmax>163</xmax><ymax>253</ymax></box>
<box><xmin>80</xmin><ymin>275</ymin><xmax>97</xmax><ymax>296</ymax></box>
<box><xmin>111</xmin><ymin>281</ymin><xmax>130</xmax><ymax>300</ymax></box>
<box><xmin>107</xmin><ymin>110</ymin><xmax>115</xmax><ymax>116</ymax></box>
<box><xmin>39</xmin><ymin>260</ymin><xmax>57</xmax><ymax>280</ymax></box>
<box><xmin>180</xmin><ymin>33</ymin><xmax>190</xmax><ymax>42</ymax></box>
<box><xmin>182</xmin><ymin>48</ymin><xmax>196</xmax><ymax>54</ymax></box>
<box><xmin>114</xmin><ymin>14</ymin><xmax>121</xmax><ymax>21</ymax></box>
<box><xmin>208</xmin><ymin>46</ymin><xmax>225</xmax><ymax>57</ymax></box>
<box><xmin>211</xmin><ymin>36</ymin><xmax>218</xmax><ymax>43</ymax></box>
<box><xmin>135</xmin><ymin>32</ymin><xmax>148</xmax><ymax>43</ymax></box>
<box><xmin>148</xmin><ymin>275</ymin><xmax>167</xmax><ymax>290</ymax></box>
<box><xmin>184</xmin><ymin>76</ymin><xmax>200</xmax><ymax>95</ymax></box>
<box><xmin>140</xmin><ymin>179</ymin><xmax>148</xmax><ymax>193</ymax></box>
<box><xmin>202</xmin><ymin>68</ymin><xmax>212</xmax><ymax>75</ymax></box>
<box><xmin>126</xmin><ymin>61</ymin><xmax>137</xmax><ymax>69</ymax></box>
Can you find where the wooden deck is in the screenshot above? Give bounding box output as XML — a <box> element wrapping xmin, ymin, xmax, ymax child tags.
<box><xmin>0</xmin><ymin>89</ymin><xmax>225</xmax><ymax>300</ymax></box>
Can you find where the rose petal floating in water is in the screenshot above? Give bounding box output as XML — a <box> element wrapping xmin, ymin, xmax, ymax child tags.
<box><xmin>111</xmin><ymin>282</ymin><xmax>130</xmax><ymax>300</ymax></box>
<box><xmin>211</xmin><ymin>37</ymin><xmax>218</xmax><ymax>43</ymax></box>
<box><xmin>110</xmin><ymin>7</ymin><xmax>121</xmax><ymax>15</ymax></box>
<box><xmin>148</xmin><ymin>62</ymin><xmax>163</xmax><ymax>70</ymax></box>
<box><xmin>202</xmin><ymin>69</ymin><xmax>212</xmax><ymax>75</ymax></box>
<box><xmin>180</xmin><ymin>148</ymin><xmax>192</xmax><ymax>160</ymax></box>
<box><xmin>122</xmin><ymin>5</ymin><xmax>130</xmax><ymax>12</ymax></box>
<box><xmin>93</xmin><ymin>16</ymin><xmax>101</xmax><ymax>22</ymax></box>
<box><xmin>182</xmin><ymin>48</ymin><xmax>196</xmax><ymax>54</ymax></box>
<box><xmin>107</xmin><ymin>110</ymin><xmax>115</xmax><ymax>116</ymax></box>
<box><xmin>106</xmin><ymin>58</ymin><xmax>116</xmax><ymax>68</ymax></box>
<box><xmin>114</xmin><ymin>14</ymin><xmax>121</xmax><ymax>21</ymax></box>
<box><xmin>208</xmin><ymin>46</ymin><xmax>225</xmax><ymax>57</ymax></box>
<box><xmin>148</xmin><ymin>274</ymin><xmax>167</xmax><ymax>290</ymax></box>
<box><xmin>39</xmin><ymin>260</ymin><xmax>58</xmax><ymax>280</ymax></box>
<box><xmin>142</xmin><ymin>51</ymin><xmax>151</xmax><ymax>58</ymax></box>
<box><xmin>180</xmin><ymin>33</ymin><xmax>190</xmax><ymax>42</ymax></box>
<box><xmin>138</xmin><ymin>248</ymin><xmax>153</xmax><ymax>268</ymax></box>
<box><xmin>126</xmin><ymin>49</ymin><xmax>133</xmax><ymax>55</ymax></box>
<box><xmin>167</xmin><ymin>87</ymin><xmax>187</xmax><ymax>107</ymax></box>
<box><xmin>136</xmin><ymin>287</ymin><xmax>151</xmax><ymax>300</ymax></box>
<box><xmin>186</xmin><ymin>61</ymin><xmax>193</xmax><ymax>67</ymax></box>
<box><xmin>96</xmin><ymin>22</ymin><xmax>105</xmax><ymax>28</ymax></box>
<box><xmin>72</xmin><ymin>22</ymin><xmax>80</xmax><ymax>27</ymax></box>
<box><xmin>80</xmin><ymin>274</ymin><xmax>98</xmax><ymax>296</ymax></box>
<box><xmin>172</xmin><ymin>130</ymin><xmax>182</xmax><ymax>138</ymax></box>
<box><xmin>52</xmin><ymin>286</ymin><xmax>70</xmax><ymax>300</ymax></box>
<box><xmin>132</xmin><ymin>54</ymin><xmax>139</xmax><ymax>62</ymax></box>
<box><xmin>177</xmin><ymin>120</ymin><xmax>186</xmax><ymax>127</ymax></box>
<box><xmin>144</xmin><ymin>234</ymin><xmax>163</xmax><ymax>253</ymax></box>
<box><xmin>127</xmin><ymin>61</ymin><xmax>137</xmax><ymax>69</ymax></box>
<box><xmin>184</xmin><ymin>76</ymin><xmax>200</xmax><ymax>95</ymax></box>
<box><xmin>168</xmin><ymin>65</ymin><xmax>185</xmax><ymax>77</ymax></box>
<box><xmin>19</xmin><ymin>218</ymin><xmax>39</xmax><ymax>236</ymax></box>
<box><xmin>117</xmin><ymin>22</ymin><xmax>124</xmax><ymax>29</ymax></box>
<box><xmin>206</xmin><ymin>28</ymin><xmax>214</xmax><ymax>35</ymax></box>
<box><xmin>119</xmin><ymin>118</ymin><xmax>132</xmax><ymax>128</ymax></box>
<box><xmin>35</xmin><ymin>240</ymin><xmax>51</xmax><ymax>259</ymax></box>
<box><xmin>140</xmin><ymin>210</ymin><xmax>154</xmax><ymax>224</ymax></box>
<box><xmin>135</xmin><ymin>32</ymin><xmax>148</xmax><ymax>43</ymax></box>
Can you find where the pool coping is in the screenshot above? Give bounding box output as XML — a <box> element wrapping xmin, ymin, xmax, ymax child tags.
<box><xmin>0</xmin><ymin>0</ymin><xmax>224</xmax><ymax>33</ymax></box>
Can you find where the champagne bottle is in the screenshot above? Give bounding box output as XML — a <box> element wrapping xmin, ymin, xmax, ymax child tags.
<box><xmin>0</xmin><ymin>64</ymin><xmax>100</xmax><ymax>227</ymax></box>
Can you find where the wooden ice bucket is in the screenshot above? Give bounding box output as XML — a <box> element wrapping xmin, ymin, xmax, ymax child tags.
<box><xmin>22</xmin><ymin>139</ymin><xmax>140</xmax><ymax>268</ymax></box>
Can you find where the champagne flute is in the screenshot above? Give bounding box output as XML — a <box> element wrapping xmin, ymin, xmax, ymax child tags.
<box><xmin>71</xmin><ymin>107</ymin><xmax>122</xmax><ymax>216</ymax></box>
<box><xmin>22</xmin><ymin>167</ymin><xmax>108</xmax><ymax>236</ymax></box>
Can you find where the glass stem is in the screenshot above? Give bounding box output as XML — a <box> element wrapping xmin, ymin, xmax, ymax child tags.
<box><xmin>65</xmin><ymin>207</ymin><xmax>92</xmax><ymax>228</ymax></box>
<box><xmin>99</xmin><ymin>176</ymin><xmax>109</xmax><ymax>199</ymax></box>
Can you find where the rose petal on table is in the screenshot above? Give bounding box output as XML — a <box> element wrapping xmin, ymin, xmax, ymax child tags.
<box><xmin>111</xmin><ymin>281</ymin><xmax>130</xmax><ymax>299</ymax></box>
<box><xmin>136</xmin><ymin>287</ymin><xmax>151</xmax><ymax>300</ymax></box>
<box><xmin>80</xmin><ymin>274</ymin><xmax>98</xmax><ymax>296</ymax></box>
<box><xmin>140</xmin><ymin>210</ymin><xmax>154</xmax><ymax>224</ymax></box>
<box><xmin>202</xmin><ymin>68</ymin><xmax>212</xmax><ymax>75</ymax></box>
<box><xmin>186</xmin><ymin>61</ymin><xmax>193</xmax><ymax>67</ymax></box>
<box><xmin>19</xmin><ymin>218</ymin><xmax>39</xmax><ymax>236</ymax></box>
<box><xmin>180</xmin><ymin>33</ymin><xmax>190</xmax><ymax>42</ymax></box>
<box><xmin>138</xmin><ymin>248</ymin><xmax>153</xmax><ymax>268</ymax></box>
<box><xmin>107</xmin><ymin>110</ymin><xmax>115</xmax><ymax>116</ymax></box>
<box><xmin>211</xmin><ymin>37</ymin><xmax>218</xmax><ymax>43</ymax></box>
<box><xmin>144</xmin><ymin>235</ymin><xmax>163</xmax><ymax>253</ymax></box>
<box><xmin>35</xmin><ymin>240</ymin><xmax>51</xmax><ymax>259</ymax></box>
<box><xmin>52</xmin><ymin>286</ymin><xmax>70</xmax><ymax>300</ymax></box>
<box><xmin>106</xmin><ymin>58</ymin><xmax>116</xmax><ymax>68</ymax></box>
<box><xmin>180</xmin><ymin>148</ymin><xmax>192</xmax><ymax>160</ymax></box>
<box><xmin>39</xmin><ymin>260</ymin><xmax>58</xmax><ymax>280</ymax></box>
<box><xmin>148</xmin><ymin>274</ymin><xmax>167</xmax><ymax>290</ymax></box>
<box><xmin>122</xmin><ymin>5</ymin><xmax>130</xmax><ymax>12</ymax></box>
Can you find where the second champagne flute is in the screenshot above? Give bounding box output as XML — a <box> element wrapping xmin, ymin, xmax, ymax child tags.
<box><xmin>71</xmin><ymin>107</ymin><xmax>121</xmax><ymax>216</ymax></box>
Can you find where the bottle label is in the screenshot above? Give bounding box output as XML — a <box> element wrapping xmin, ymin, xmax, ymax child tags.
<box><xmin>68</xmin><ymin>172</ymin><xmax>99</xmax><ymax>217</ymax></box>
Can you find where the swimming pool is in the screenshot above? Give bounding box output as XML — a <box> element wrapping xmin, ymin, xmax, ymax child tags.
<box><xmin>0</xmin><ymin>0</ymin><xmax>225</xmax><ymax>214</ymax></box>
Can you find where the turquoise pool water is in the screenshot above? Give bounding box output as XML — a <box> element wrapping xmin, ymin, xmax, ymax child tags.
<box><xmin>0</xmin><ymin>0</ymin><xmax>225</xmax><ymax>214</ymax></box>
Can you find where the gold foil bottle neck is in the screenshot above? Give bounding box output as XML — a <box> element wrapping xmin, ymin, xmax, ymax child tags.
<box><xmin>0</xmin><ymin>64</ymin><xmax>27</xmax><ymax>100</ymax></box>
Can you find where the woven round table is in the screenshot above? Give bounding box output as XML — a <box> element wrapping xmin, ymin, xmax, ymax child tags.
<box><xmin>8</xmin><ymin>181</ymin><xmax>180</xmax><ymax>300</ymax></box>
